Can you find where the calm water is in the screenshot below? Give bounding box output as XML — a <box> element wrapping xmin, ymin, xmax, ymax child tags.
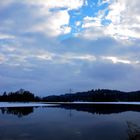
<box><xmin>0</xmin><ymin>103</ymin><xmax>140</xmax><ymax>140</ymax></box>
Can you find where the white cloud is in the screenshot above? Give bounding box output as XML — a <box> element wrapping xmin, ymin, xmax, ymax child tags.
<box><xmin>0</xmin><ymin>0</ymin><xmax>84</xmax><ymax>37</ymax></box>
<box><xmin>61</xmin><ymin>26</ymin><xmax>71</xmax><ymax>34</ymax></box>
<box><xmin>98</xmin><ymin>0</ymin><xmax>111</xmax><ymax>6</ymax></box>
<box><xmin>24</xmin><ymin>0</ymin><xmax>84</xmax><ymax>10</ymax></box>
<box><xmin>0</xmin><ymin>0</ymin><xmax>85</xmax><ymax>10</ymax></box>
<box><xmin>33</xmin><ymin>52</ymin><xmax>97</xmax><ymax>64</ymax></box>
<box><xmin>78</xmin><ymin>15</ymin><xmax>105</xmax><ymax>39</ymax></box>
<box><xmin>78</xmin><ymin>27</ymin><xmax>105</xmax><ymax>40</ymax></box>
<box><xmin>79</xmin><ymin>0</ymin><xmax>140</xmax><ymax>42</ymax></box>
<box><xmin>82</xmin><ymin>16</ymin><xmax>102</xmax><ymax>28</ymax></box>
<box><xmin>61</xmin><ymin>53</ymin><xmax>96</xmax><ymax>62</ymax></box>
<box><xmin>0</xmin><ymin>33</ymin><xmax>15</xmax><ymax>39</ymax></box>
<box><xmin>75</xmin><ymin>21</ymin><xmax>81</xmax><ymax>26</ymax></box>
<box><xmin>31</xmin><ymin>10</ymin><xmax>71</xmax><ymax>36</ymax></box>
<box><xmin>107</xmin><ymin>0</ymin><xmax>140</xmax><ymax>39</ymax></box>
<box><xmin>39</xmin><ymin>53</ymin><xmax>97</xmax><ymax>65</ymax></box>
<box><xmin>31</xmin><ymin>51</ymin><xmax>55</xmax><ymax>61</ymax></box>
<box><xmin>105</xmin><ymin>0</ymin><xmax>140</xmax><ymax>40</ymax></box>
<box><xmin>101</xmin><ymin>56</ymin><xmax>140</xmax><ymax>65</ymax></box>
<box><xmin>106</xmin><ymin>1</ymin><xmax>126</xmax><ymax>24</ymax></box>
<box><xmin>0</xmin><ymin>42</ymin><xmax>98</xmax><ymax>66</ymax></box>
<box><xmin>77</xmin><ymin>7</ymin><xmax>107</xmax><ymax>39</ymax></box>
<box><xmin>23</xmin><ymin>0</ymin><xmax>84</xmax><ymax>36</ymax></box>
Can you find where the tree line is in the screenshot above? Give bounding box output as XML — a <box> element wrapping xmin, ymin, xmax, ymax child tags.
<box><xmin>1</xmin><ymin>89</ymin><xmax>140</xmax><ymax>102</ymax></box>
<box><xmin>43</xmin><ymin>89</ymin><xmax>140</xmax><ymax>102</ymax></box>
<box><xmin>0</xmin><ymin>89</ymin><xmax>41</xmax><ymax>102</ymax></box>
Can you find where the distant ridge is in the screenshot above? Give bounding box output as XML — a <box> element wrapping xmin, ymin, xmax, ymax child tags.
<box><xmin>43</xmin><ymin>89</ymin><xmax>140</xmax><ymax>102</ymax></box>
<box><xmin>1</xmin><ymin>89</ymin><xmax>140</xmax><ymax>102</ymax></box>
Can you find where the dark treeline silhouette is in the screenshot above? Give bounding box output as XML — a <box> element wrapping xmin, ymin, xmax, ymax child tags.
<box><xmin>1</xmin><ymin>88</ymin><xmax>140</xmax><ymax>102</ymax></box>
<box><xmin>43</xmin><ymin>89</ymin><xmax>140</xmax><ymax>102</ymax></box>
<box><xmin>0</xmin><ymin>89</ymin><xmax>41</xmax><ymax>102</ymax></box>
<box><xmin>0</xmin><ymin>107</ymin><xmax>34</xmax><ymax>117</ymax></box>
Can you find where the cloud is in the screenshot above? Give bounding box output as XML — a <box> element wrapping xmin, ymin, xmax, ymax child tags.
<box><xmin>78</xmin><ymin>0</ymin><xmax>140</xmax><ymax>43</ymax></box>
<box><xmin>0</xmin><ymin>0</ymin><xmax>85</xmax><ymax>10</ymax></box>
<box><xmin>22</xmin><ymin>0</ymin><xmax>85</xmax><ymax>36</ymax></box>
<box><xmin>0</xmin><ymin>0</ymin><xmax>140</xmax><ymax>95</ymax></box>
<box><xmin>1</xmin><ymin>0</ymin><xmax>140</xmax><ymax>41</ymax></box>
<box><xmin>101</xmin><ymin>56</ymin><xmax>140</xmax><ymax>65</ymax></box>
<box><xmin>105</xmin><ymin>0</ymin><xmax>140</xmax><ymax>40</ymax></box>
<box><xmin>102</xmin><ymin>56</ymin><xmax>131</xmax><ymax>64</ymax></box>
<box><xmin>0</xmin><ymin>55</ymin><xmax>7</xmax><ymax>64</ymax></box>
<box><xmin>55</xmin><ymin>53</ymin><xmax>97</xmax><ymax>64</ymax></box>
<box><xmin>77</xmin><ymin>8</ymin><xmax>107</xmax><ymax>40</ymax></box>
<box><xmin>0</xmin><ymin>33</ymin><xmax>15</xmax><ymax>39</ymax></box>
<box><xmin>82</xmin><ymin>16</ymin><xmax>102</xmax><ymax>28</ymax></box>
<box><xmin>30</xmin><ymin>10</ymin><xmax>71</xmax><ymax>36</ymax></box>
<box><xmin>0</xmin><ymin>0</ymin><xmax>85</xmax><ymax>37</ymax></box>
<box><xmin>0</xmin><ymin>0</ymin><xmax>15</xmax><ymax>9</ymax></box>
<box><xmin>24</xmin><ymin>0</ymin><xmax>84</xmax><ymax>10</ymax></box>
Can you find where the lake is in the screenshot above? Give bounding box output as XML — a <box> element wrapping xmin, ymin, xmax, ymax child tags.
<box><xmin>0</xmin><ymin>102</ymin><xmax>140</xmax><ymax>140</ymax></box>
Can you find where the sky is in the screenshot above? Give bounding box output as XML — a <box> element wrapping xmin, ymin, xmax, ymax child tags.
<box><xmin>0</xmin><ymin>0</ymin><xmax>140</xmax><ymax>96</ymax></box>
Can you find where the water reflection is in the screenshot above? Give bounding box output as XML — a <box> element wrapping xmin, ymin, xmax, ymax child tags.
<box><xmin>1</xmin><ymin>104</ymin><xmax>140</xmax><ymax>118</ymax></box>
<box><xmin>0</xmin><ymin>104</ymin><xmax>140</xmax><ymax>140</ymax></box>
<box><xmin>0</xmin><ymin>107</ymin><xmax>34</xmax><ymax>117</ymax></box>
<box><xmin>49</xmin><ymin>104</ymin><xmax>140</xmax><ymax>115</ymax></box>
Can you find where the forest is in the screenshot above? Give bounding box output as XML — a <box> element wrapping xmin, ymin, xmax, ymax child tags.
<box><xmin>1</xmin><ymin>89</ymin><xmax>140</xmax><ymax>102</ymax></box>
<box><xmin>0</xmin><ymin>89</ymin><xmax>41</xmax><ymax>102</ymax></box>
<box><xmin>43</xmin><ymin>89</ymin><xmax>140</xmax><ymax>102</ymax></box>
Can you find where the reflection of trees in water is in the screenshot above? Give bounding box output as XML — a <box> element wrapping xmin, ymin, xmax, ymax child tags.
<box><xmin>0</xmin><ymin>107</ymin><xmax>34</xmax><ymax>118</ymax></box>
<box><xmin>127</xmin><ymin>121</ymin><xmax>140</xmax><ymax>140</ymax></box>
<box><xmin>50</xmin><ymin>104</ymin><xmax>140</xmax><ymax>115</ymax></box>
